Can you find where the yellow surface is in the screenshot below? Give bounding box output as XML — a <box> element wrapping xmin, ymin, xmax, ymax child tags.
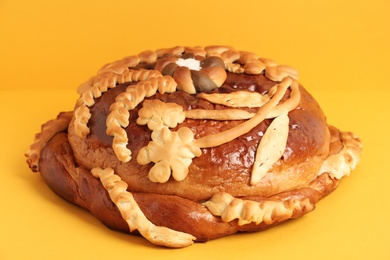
<box><xmin>1</xmin><ymin>0</ymin><xmax>389</xmax><ymax>259</ymax></box>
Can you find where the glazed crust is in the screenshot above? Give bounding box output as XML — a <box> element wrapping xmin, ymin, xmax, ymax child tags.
<box><xmin>26</xmin><ymin>45</ymin><xmax>363</xmax><ymax>247</ymax></box>
<box><xmin>67</xmin><ymin>73</ymin><xmax>330</xmax><ymax>201</ymax></box>
<box><xmin>38</xmin><ymin>128</ymin><xmax>342</xmax><ymax>241</ymax></box>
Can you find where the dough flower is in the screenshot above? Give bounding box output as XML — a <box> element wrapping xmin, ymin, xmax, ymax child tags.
<box><xmin>137</xmin><ymin>126</ymin><xmax>202</xmax><ymax>183</ymax></box>
<box><xmin>137</xmin><ymin>99</ymin><xmax>185</xmax><ymax>130</ymax></box>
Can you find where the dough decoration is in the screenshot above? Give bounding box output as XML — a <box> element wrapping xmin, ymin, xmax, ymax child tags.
<box><xmin>79</xmin><ymin>47</ymin><xmax>303</xmax><ymax>185</ymax></box>
<box><xmin>91</xmin><ymin>167</ymin><xmax>195</xmax><ymax>247</ymax></box>
<box><xmin>106</xmin><ymin>75</ymin><xmax>177</xmax><ymax>162</ymax></box>
<box><xmin>130</xmin><ymin>76</ymin><xmax>297</xmax><ymax>185</ymax></box>
<box><xmin>251</xmin><ymin>112</ymin><xmax>289</xmax><ymax>185</ymax></box>
<box><xmin>137</xmin><ymin>99</ymin><xmax>185</xmax><ymax>130</ymax></box>
<box><xmin>319</xmin><ymin>131</ymin><xmax>363</xmax><ymax>179</ymax></box>
<box><xmin>203</xmin><ymin>192</ymin><xmax>314</xmax><ymax>226</ymax></box>
<box><xmin>197</xmin><ymin>89</ymin><xmax>276</xmax><ymax>108</ymax></box>
<box><xmin>26</xmin><ymin>112</ymin><xmax>73</xmax><ymax>171</ymax></box>
<box><xmin>25</xmin><ymin>45</ymin><xmax>363</xmax><ymax>248</ymax></box>
<box><xmin>137</xmin><ymin>126</ymin><xmax>201</xmax><ymax>183</ymax></box>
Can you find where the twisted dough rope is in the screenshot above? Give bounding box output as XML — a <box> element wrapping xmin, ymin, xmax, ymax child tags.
<box><xmin>74</xmin><ymin>69</ymin><xmax>162</xmax><ymax>138</ymax></box>
<box><xmin>73</xmin><ymin>48</ymin><xmax>161</xmax><ymax>138</ymax></box>
<box><xmin>106</xmin><ymin>75</ymin><xmax>178</xmax><ymax>162</ymax></box>
<box><xmin>158</xmin><ymin>55</ymin><xmax>227</xmax><ymax>94</ymax></box>
<box><xmin>79</xmin><ymin>46</ymin><xmax>299</xmax><ymax>99</ymax></box>
<box><xmin>25</xmin><ymin>112</ymin><xmax>73</xmax><ymax>172</ymax></box>
<box><xmin>76</xmin><ymin>50</ymin><xmax>158</xmax><ymax>106</ymax></box>
<box><xmin>73</xmin><ymin>46</ymin><xmax>299</xmax><ymax>139</ymax></box>
<box><xmin>91</xmin><ymin>167</ymin><xmax>195</xmax><ymax>248</ymax></box>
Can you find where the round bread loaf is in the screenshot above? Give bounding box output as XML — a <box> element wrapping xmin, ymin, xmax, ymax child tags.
<box><xmin>26</xmin><ymin>45</ymin><xmax>362</xmax><ymax>248</ymax></box>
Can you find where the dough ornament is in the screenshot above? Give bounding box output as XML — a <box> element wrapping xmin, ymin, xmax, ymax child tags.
<box><xmin>26</xmin><ymin>45</ymin><xmax>362</xmax><ymax>248</ymax></box>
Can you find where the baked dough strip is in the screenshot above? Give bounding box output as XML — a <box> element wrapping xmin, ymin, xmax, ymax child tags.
<box><xmin>91</xmin><ymin>167</ymin><xmax>196</xmax><ymax>248</ymax></box>
<box><xmin>204</xmin><ymin>192</ymin><xmax>314</xmax><ymax>226</ymax></box>
<box><xmin>185</xmin><ymin>80</ymin><xmax>300</xmax><ymax>121</ymax></box>
<box><xmin>196</xmin><ymin>87</ymin><xmax>277</xmax><ymax>108</ymax></box>
<box><xmin>74</xmin><ymin>69</ymin><xmax>163</xmax><ymax>138</ymax></box>
<box><xmin>26</xmin><ymin>111</ymin><xmax>73</xmax><ymax>172</ymax></box>
<box><xmin>134</xmin><ymin>77</ymin><xmax>299</xmax><ymax>184</ymax></box>
<box><xmin>73</xmin><ymin>46</ymin><xmax>299</xmax><ymax>139</ymax></box>
<box><xmin>193</xmin><ymin>77</ymin><xmax>292</xmax><ymax>148</ymax></box>
<box><xmin>318</xmin><ymin>131</ymin><xmax>362</xmax><ymax>179</ymax></box>
<box><xmin>106</xmin><ymin>75</ymin><xmax>178</xmax><ymax>162</ymax></box>
<box><xmin>204</xmin><ymin>129</ymin><xmax>362</xmax><ymax>226</ymax></box>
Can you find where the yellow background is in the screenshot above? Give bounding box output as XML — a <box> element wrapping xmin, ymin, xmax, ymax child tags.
<box><xmin>1</xmin><ymin>0</ymin><xmax>389</xmax><ymax>259</ymax></box>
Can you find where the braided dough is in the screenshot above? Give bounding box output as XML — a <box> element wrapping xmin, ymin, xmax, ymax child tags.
<box><xmin>26</xmin><ymin>45</ymin><xmax>362</xmax><ymax>248</ymax></box>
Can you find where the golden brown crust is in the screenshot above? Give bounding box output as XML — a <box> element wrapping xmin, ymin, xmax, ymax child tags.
<box><xmin>67</xmin><ymin>72</ymin><xmax>330</xmax><ymax>201</ymax></box>
<box><xmin>33</xmin><ymin>126</ymin><xmax>352</xmax><ymax>245</ymax></box>
<box><xmin>25</xmin><ymin>45</ymin><xmax>363</xmax><ymax>248</ymax></box>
